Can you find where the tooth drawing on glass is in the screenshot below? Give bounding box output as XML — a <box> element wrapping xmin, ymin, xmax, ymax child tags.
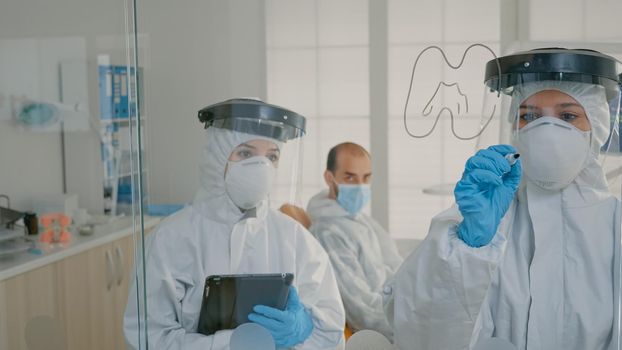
<box><xmin>403</xmin><ymin>43</ymin><xmax>501</xmax><ymax>140</ymax></box>
<box><xmin>422</xmin><ymin>82</ymin><xmax>469</xmax><ymax>117</ymax></box>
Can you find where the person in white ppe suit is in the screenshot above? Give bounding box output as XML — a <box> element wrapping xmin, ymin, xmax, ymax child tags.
<box><xmin>124</xmin><ymin>98</ymin><xmax>346</xmax><ymax>350</ymax></box>
<box><xmin>391</xmin><ymin>48</ymin><xmax>622</xmax><ymax>350</ymax></box>
<box><xmin>307</xmin><ymin>142</ymin><xmax>403</xmax><ymax>340</ymax></box>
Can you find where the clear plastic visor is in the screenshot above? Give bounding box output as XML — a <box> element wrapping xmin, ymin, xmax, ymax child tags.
<box><xmin>214</xmin><ymin>118</ymin><xmax>305</xmax><ymax>209</ymax></box>
<box><xmin>211</xmin><ymin>117</ymin><xmax>304</xmax><ymax>142</ymax></box>
<box><xmin>480</xmin><ymin>79</ymin><xmax>621</xmax><ymax>196</ymax></box>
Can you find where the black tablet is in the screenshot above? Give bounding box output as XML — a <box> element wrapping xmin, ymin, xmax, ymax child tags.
<box><xmin>197</xmin><ymin>273</ymin><xmax>294</xmax><ymax>336</ymax></box>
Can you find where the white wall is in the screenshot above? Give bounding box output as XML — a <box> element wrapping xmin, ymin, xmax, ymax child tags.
<box><xmin>265</xmin><ymin>0</ymin><xmax>622</xmax><ymax>240</ymax></box>
<box><xmin>5</xmin><ymin>0</ymin><xmax>621</xmax><ymax>227</ymax></box>
<box><xmin>0</xmin><ymin>0</ymin><xmax>129</xmax><ymax>211</ymax></box>
<box><xmin>0</xmin><ymin>0</ymin><xmax>268</xmax><ymax>211</ymax></box>
<box><xmin>139</xmin><ymin>0</ymin><xmax>267</xmax><ymax>205</ymax></box>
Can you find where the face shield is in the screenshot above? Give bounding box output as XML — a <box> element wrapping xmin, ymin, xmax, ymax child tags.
<box><xmin>198</xmin><ymin>98</ymin><xmax>306</xmax><ymax>211</ymax></box>
<box><xmin>481</xmin><ymin>48</ymin><xmax>622</xmax><ymax>194</ymax></box>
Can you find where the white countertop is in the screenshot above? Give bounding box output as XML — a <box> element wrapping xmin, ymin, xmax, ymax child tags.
<box><xmin>0</xmin><ymin>216</ymin><xmax>160</xmax><ymax>282</ymax></box>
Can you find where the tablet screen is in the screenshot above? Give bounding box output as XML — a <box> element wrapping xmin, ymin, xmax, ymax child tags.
<box><xmin>197</xmin><ymin>273</ymin><xmax>294</xmax><ymax>336</ymax></box>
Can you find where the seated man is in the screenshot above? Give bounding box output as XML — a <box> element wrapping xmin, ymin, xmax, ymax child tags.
<box><xmin>306</xmin><ymin>142</ymin><xmax>403</xmax><ymax>340</ymax></box>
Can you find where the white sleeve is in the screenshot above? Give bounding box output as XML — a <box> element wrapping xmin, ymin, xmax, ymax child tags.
<box><xmin>367</xmin><ymin>218</ymin><xmax>404</xmax><ymax>274</ymax></box>
<box><xmin>382</xmin><ymin>276</ymin><xmax>396</xmax><ymax>330</ymax></box>
<box><xmin>392</xmin><ymin>204</ymin><xmax>513</xmax><ymax>350</ymax></box>
<box><xmin>313</xmin><ymin>227</ymin><xmax>394</xmax><ymax>339</ymax></box>
<box><xmin>123</xmin><ymin>230</ymin><xmax>233</xmax><ymax>350</ymax></box>
<box><xmin>294</xmin><ymin>227</ymin><xmax>346</xmax><ymax>350</ymax></box>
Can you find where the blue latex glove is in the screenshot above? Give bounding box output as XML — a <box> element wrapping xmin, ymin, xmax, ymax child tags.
<box><xmin>248</xmin><ymin>286</ymin><xmax>314</xmax><ymax>349</ymax></box>
<box><xmin>454</xmin><ymin>144</ymin><xmax>522</xmax><ymax>247</ymax></box>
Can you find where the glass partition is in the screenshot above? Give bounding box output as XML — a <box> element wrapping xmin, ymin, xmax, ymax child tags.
<box><xmin>0</xmin><ymin>0</ymin><xmax>143</xmax><ymax>349</ymax></box>
<box><xmin>3</xmin><ymin>1</ymin><xmax>622</xmax><ymax>349</ymax></box>
<box><xmin>130</xmin><ymin>1</ymin><xmax>622</xmax><ymax>349</ymax></box>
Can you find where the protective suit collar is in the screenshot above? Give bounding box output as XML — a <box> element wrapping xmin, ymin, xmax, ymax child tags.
<box><xmin>193</xmin><ymin>127</ymin><xmax>281</xmax><ymax>225</ymax></box>
<box><xmin>307</xmin><ymin>189</ymin><xmax>351</xmax><ymax>219</ymax></box>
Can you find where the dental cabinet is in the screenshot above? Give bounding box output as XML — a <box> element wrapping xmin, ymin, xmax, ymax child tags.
<box><xmin>0</xmin><ymin>217</ymin><xmax>159</xmax><ymax>350</ymax></box>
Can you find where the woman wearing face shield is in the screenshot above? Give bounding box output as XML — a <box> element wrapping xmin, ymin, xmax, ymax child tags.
<box><xmin>391</xmin><ymin>49</ymin><xmax>622</xmax><ymax>350</ymax></box>
<box><xmin>124</xmin><ymin>99</ymin><xmax>346</xmax><ymax>349</ymax></box>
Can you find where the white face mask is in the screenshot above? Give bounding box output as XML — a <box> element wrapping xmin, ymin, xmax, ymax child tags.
<box><xmin>225</xmin><ymin>156</ymin><xmax>275</xmax><ymax>210</ymax></box>
<box><xmin>516</xmin><ymin>116</ymin><xmax>591</xmax><ymax>191</ymax></box>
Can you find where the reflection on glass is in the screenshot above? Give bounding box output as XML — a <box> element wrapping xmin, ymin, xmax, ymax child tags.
<box><xmin>230</xmin><ymin>323</ymin><xmax>275</xmax><ymax>350</ymax></box>
<box><xmin>0</xmin><ymin>0</ymin><xmax>142</xmax><ymax>349</ymax></box>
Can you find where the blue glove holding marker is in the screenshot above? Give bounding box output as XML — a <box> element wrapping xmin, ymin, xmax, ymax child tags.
<box><xmin>248</xmin><ymin>286</ymin><xmax>314</xmax><ymax>349</ymax></box>
<box><xmin>454</xmin><ymin>144</ymin><xmax>522</xmax><ymax>248</ymax></box>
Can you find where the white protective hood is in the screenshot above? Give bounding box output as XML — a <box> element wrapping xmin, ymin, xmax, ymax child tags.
<box><xmin>193</xmin><ymin>127</ymin><xmax>282</xmax><ymax>224</ymax></box>
<box><xmin>508</xmin><ymin>81</ymin><xmax>612</xmax><ymax>200</ymax></box>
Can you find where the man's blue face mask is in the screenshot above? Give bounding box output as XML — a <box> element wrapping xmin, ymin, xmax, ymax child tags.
<box><xmin>336</xmin><ymin>183</ymin><xmax>371</xmax><ymax>216</ymax></box>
